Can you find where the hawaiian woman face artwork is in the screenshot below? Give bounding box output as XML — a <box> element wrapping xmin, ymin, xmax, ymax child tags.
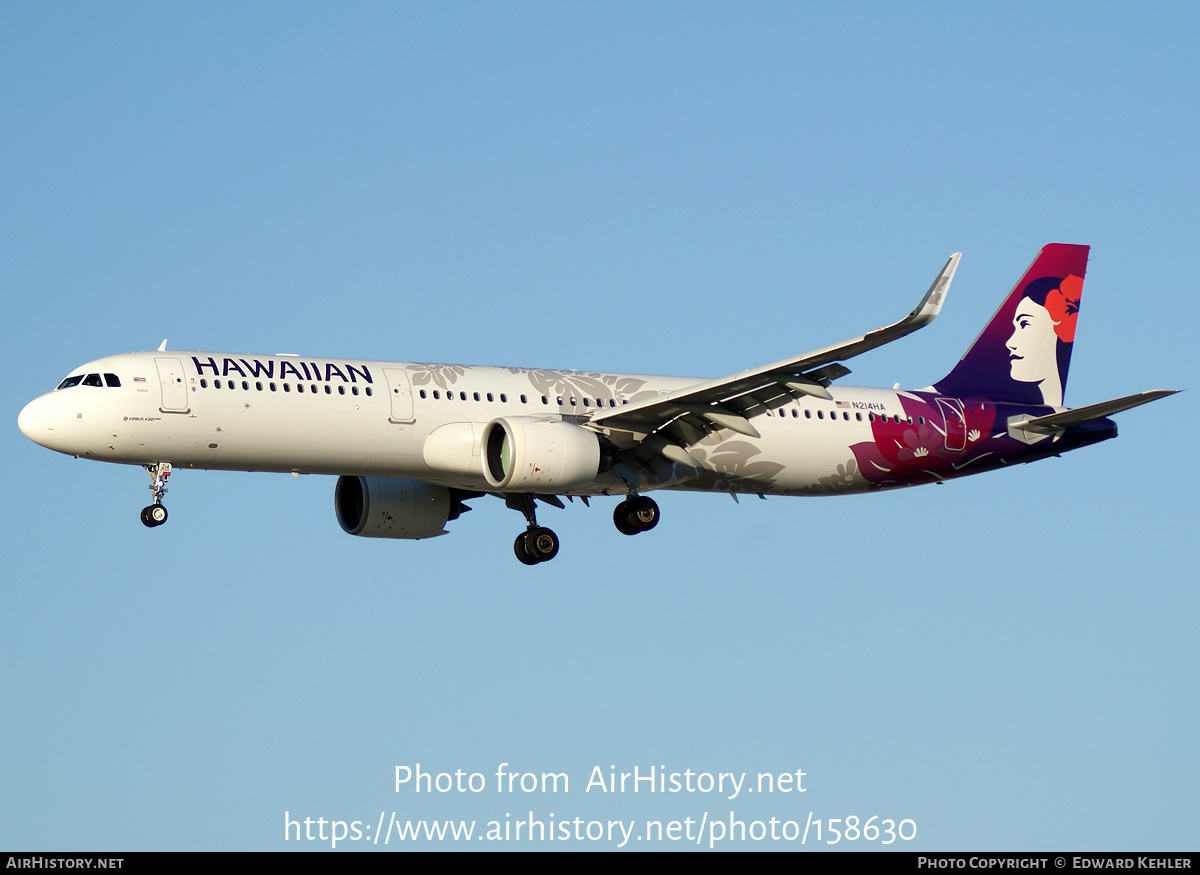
<box><xmin>1005</xmin><ymin>275</ymin><xmax>1081</xmax><ymax>407</ymax></box>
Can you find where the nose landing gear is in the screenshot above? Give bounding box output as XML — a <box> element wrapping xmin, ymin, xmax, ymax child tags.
<box><xmin>141</xmin><ymin>463</ymin><xmax>171</xmax><ymax>528</ymax></box>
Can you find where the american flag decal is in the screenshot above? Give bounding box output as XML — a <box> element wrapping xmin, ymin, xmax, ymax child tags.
<box><xmin>836</xmin><ymin>400</ymin><xmax>852</xmax><ymax>408</ymax></box>
<box><xmin>134</xmin><ymin>377</ymin><xmax>146</xmax><ymax>382</ymax></box>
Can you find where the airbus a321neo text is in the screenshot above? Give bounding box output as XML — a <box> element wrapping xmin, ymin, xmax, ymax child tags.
<box><xmin>18</xmin><ymin>244</ymin><xmax>1176</xmax><ymax>564</ymax></box>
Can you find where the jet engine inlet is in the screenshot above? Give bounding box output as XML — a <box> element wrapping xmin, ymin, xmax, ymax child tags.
<box><xmin>481</xmin><ymin>417</ymin><xmax>600</xmax><ymax>492</ymax></box>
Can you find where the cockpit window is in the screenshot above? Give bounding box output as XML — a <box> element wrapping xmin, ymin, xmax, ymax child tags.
<box><xmin>104</xmin><ymin>373</ymin><xmax>121</xmax><ymax>387</ymax></box>
<box><xmin>82</xmin><ymin>374</ymin><xmax>104</xmax><ymax>387</ymax></box>
<box><xmin>57</xmin><ymin>375</ymin><xmax>84</xmax><ymax>390</ymax></box>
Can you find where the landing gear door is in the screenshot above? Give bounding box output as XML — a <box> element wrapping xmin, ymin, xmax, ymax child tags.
<box><xmin>155</xmin><ymin>357</ymin><xmax>190</xmax><ymax>413</ymax></box>
<box><xmin>383</xmin><ymin>368</ymin><xmax>415</xmax><ymax>424</ymax></box>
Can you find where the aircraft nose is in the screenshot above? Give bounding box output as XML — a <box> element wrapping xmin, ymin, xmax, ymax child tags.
<box><xmin>18</xmin><ymin>396</ymin><xmax>53</xmax><ymax>445</ymax></box>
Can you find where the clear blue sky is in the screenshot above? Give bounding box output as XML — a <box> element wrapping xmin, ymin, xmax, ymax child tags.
<box><xmin>3</xmin><ymin>1</ymin><xmax>1197</xmax><ymax>851</ymax></box>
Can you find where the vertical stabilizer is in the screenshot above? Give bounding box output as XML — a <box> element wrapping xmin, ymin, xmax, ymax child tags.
<box><xmin>934</xmin><ymin>243</ymin><xmax>1088</xmax><ymax>407</ymax></box>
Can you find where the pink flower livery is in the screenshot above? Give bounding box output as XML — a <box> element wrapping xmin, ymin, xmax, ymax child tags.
<box><xmin>850</xmin><ymin>394</ymin><xmax>998</xmax><ymax>488</ymax></box>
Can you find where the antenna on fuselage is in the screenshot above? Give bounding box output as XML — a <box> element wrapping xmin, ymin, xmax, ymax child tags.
<box><xmin>157</xmin><ymin>339</ymin><xmax>167</xmax><ymax>351</ymax></box>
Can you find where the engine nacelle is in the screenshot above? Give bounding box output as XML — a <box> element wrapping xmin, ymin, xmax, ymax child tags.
<box><xmin>335</xmin><ymin>476</ymin><xmax>469</xmax><ymax>540</ymax></box>
<box><xmin>481</xmin><ymin>416</ymin><xmax>601</xmax><ymax>492</ymax></box>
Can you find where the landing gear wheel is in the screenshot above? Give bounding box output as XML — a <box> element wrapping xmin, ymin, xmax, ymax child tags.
<box><xmin>614</xmin><ymin>496</ymin><xmax>659</xmax><ymax>535</ymax></box>
<box><xmin>504</xmin><ymin>495</ymin><xmax>560</xmax><ymax>565</ymax></box>
<box><xmin>514</xmin><ymin>532</ymin><xmax>540</xmax><ymax>565</ymax></box>
<box><xmin>141</xmin><ymin>504</ymin><xmax>168</xmax><ymax>527</ymax></box>
<box><xmin>523</xmin><ymin>526</ymin><xmax>560</xmax><ymax>563</ymax></box>
<box><xmin>630</xmin><ymin>496</ymin><xmax>659</xmax><ymax>531</ymax></box>
<box><xmin>614</xmin><ymin>503</ymin><xmax>637</xmax><ymax>535</ymax></box>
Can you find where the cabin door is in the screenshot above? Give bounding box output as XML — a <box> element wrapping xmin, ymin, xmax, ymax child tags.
<box><xmin>935</xmin><ymin>397</ymin><xmax>967</xmax><ymax>452</ymax></box>
<box><xmin>155</xmin><ymin>357</ymin><xmax>190</xmax><ymax>413</ymax></box>
<box><xmin>382</xmin><ymin>368</ymin><xmax>415</xmax><ymax>424</ymax></box>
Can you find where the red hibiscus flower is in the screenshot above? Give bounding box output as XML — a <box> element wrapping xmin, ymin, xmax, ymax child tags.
<box><xmin>1045</xmin><ymin>274</ymin><xmax>1082</xmax><ymax>343</ymax></box>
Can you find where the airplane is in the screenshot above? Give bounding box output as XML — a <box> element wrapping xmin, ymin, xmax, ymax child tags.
<box><xmin>17</xmin><ymin>244</ymin><xmax>1177</xmax><ymax>565</ymax></box>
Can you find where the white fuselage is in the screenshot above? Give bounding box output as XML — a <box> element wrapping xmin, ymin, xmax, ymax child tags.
<box><xmin>18</xmin><ymin>350</ymin><xmax>913</xmax><ymax>497</ymax></box>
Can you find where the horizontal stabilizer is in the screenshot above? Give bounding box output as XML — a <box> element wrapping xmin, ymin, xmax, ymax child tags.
<box><xmin>1019</xmin><ymin>390</ymin><xmax>1179</xmax><ymax>433</ymax></box>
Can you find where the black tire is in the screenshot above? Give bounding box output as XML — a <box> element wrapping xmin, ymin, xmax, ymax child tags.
<box><xmin>140</xmin><ymin>506</ymin><xmax>157</xmax><ymax>528</ymax></box>
<box><xmin>525</xmin><ymin>527</ymin><xmax>559</xmax><ymax>562</ymax></box>
<box><xmin>613</xmin><ymin>500</ymin><xmax>638</xmax><ymax>535</ymax></box>
<box><xmin>514</xmin><ymin>532</ymin><xmax>540</xmax><ymax>565</ymax></box>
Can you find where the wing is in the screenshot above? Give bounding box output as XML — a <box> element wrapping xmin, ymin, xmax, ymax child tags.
<box><xmin>587</xmin><ymin>252</ymin><xmax>961</xmax><ymax>464</ymax></box>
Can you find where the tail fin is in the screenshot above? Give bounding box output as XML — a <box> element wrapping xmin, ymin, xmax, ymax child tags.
<box><xmin>934</xmin><ymin>243</ymin><xmax>1089</xmax><ymax>407</ymax></box>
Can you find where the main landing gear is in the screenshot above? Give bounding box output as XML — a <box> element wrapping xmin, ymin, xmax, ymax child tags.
<box><xmin>140</xmin><ymin>462</ymin><xmax>171</xmax><ymax>528</ymax></box>
<box><xmin>506</xmin><ymin>494</ymin><xmax>559</xmax><ymax>565</ymax></box>
<box><xmin>613</xmin><ymin>495</ymin><xmax>659</xmax><ymax>536</ymax></box>
<box><xmin>504</xmin><ymin>492</ymin><xmax>661</xmax><ymax>565</ymax></box>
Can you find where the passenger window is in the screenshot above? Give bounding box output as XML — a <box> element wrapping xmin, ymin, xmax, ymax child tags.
<box><xmin>104</xmin><ymin>373</ymin><xmax>121</xmax><ymax>387</ymax></box>
<box><xmin>856</xmin><ymin>412</ymin><xmax>862</xmax><ymax>421</ymax></box>
<box><xmin>215</xmin><ymin>379</ymin><xmax>222</xmax><ymax>389</ymax></box>
<box><xmin>805</xmin><ymin>409</ymin><xmax>812</xmax><ymax>419</ymax></box>
<box><xmin>432</xmin><ymin>390</ymin><xmax>439</xmax><ymax>399</ymax></box>
<box><xmin>486</xmin><ymin>393</ymin><xmax>493</xmax><ymax>402</ymax></box>
<box><xmin>352</xmin><ymin>386</ymin><xmax>359</xmax><ymax>396</ymax></box>
<box><xmin>283</xmin><ymin>383</ymin><xmax>290</xmax><ymax>392</ymax></box>
<box><xmin>365</xmin><ymin>387</ymin><xmax>372</xmax><ymax>397</ymax></box>
<box><xmin>200</xmin><ymin>379</ymin><xmax>208</xmax><ymax>389</ymax></box>
<box><xmin>817</xmin><ymin>410</ymin><xmax>824</xmax><ymax>419</ymax></box>
<box><xmin>500</xmin><ymin>393</ymin><xmax>507</xmax><ymax>403</ymax></box>
<box><xmin>419</xmin><ymin>390</ymin><xmax>427</xmax><ymax>399</ymax></box>
<box><xmin>270</xmin><ymin>382</ymin><xmax>277</xmax><ymax>392</ymax></box>
<box><xmin>474</xmin><ymin>392</ymin><xmax>481</xmax><ymax>401</ymax></box>
<box><xmin>339</xmin><ymin>386</ymin><xmax>346</xmax><ymax>396</ymax></box>
<box><xmin>324</xmin><ymin>385</ymin><xmax>331</xmax><ymax>394</ymax></box>
<box><xmin>520</xmin><ymin>395</ymin><xmax>527</xmax><ymax>404</ymax></box>
<box><xmin>542</xmin><ymin>396</ymin><xmax>548</xmax><ymax>405</ymax></box>
<box><xmin>843</xmin><ymin>412</ymin><xmax>849</xmax><ymax>421</ymax></box>
<box><xmin>459</xmin><ymin>391</ymin><xmax>466</xmax><ymax>401</ymax></box>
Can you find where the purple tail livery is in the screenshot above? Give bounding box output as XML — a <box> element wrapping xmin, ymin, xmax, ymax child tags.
<box><xmin>936</xmin><ymin>243</ymin><xmax>1088</xmax><ymax>408</ymax></box>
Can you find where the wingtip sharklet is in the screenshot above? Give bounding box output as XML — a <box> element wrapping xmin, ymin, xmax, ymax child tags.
<box><xmin>908</xmin><ymin>251</ymin><xmax>961</xmax><ymax>326</ymax></box>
